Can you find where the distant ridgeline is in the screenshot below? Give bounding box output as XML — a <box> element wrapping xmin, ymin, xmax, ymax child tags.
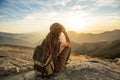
<box><xmin>69</xmin><ymin>30</ymin><xmax>120</xmax><ymax>59</ymax></box>
<box><xmin>0</xmin><ymin>32</ymin><xmax>46</xmax><ymax>47</ymax></box>
<box><xmin>68</xmin><ymin>29</ymin><xmax>120</xmax><ymax>44</ymax></box>
<box><xmin>73</xmin><ymin>40</ymin><xmax>120</xmax><ymax>59</ymax></box>
<box><xmin>0</xmin><ymin>30</ymin><xmax>120</xmax><ymax>59</ymax></box>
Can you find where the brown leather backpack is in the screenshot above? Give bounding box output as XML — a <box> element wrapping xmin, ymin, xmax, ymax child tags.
<box><xmin>33</xmin><ymin>39</ymin><xmax>54</xmax><ymax>77</ymax></box>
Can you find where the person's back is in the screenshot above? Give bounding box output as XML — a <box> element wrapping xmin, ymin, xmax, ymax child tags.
<box><xmin>45</xmin><ymin>22</ymin><xmax>71</xmax><ymax>72</ymax></box>
<box><xmin>34</xmin><ymin>22</ymin><xmax>71</xmax><ymax>76</ymax></box>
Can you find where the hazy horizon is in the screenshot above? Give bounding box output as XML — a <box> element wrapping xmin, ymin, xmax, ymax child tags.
<box><xmin>0</xmin><ymin>29</ymin><xmax>120</xmax><ymax>34</ymax></box>
<box><xmin>0</xmin><ymin>0</ymin><xmax>120</xmax><ymax>33</ymax></box>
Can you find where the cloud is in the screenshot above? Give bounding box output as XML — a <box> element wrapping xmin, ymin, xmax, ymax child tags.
<box><xmin>0</xmin><ymin>0</ymin><xmax>95</xmax><ymax>21</ymax></box>
<box><xmin>0</xmin><ymin>0</ymin><xmax>120</xmax><ymax>33</ymax></box>
<box><xmin>93</xmin><ymin>0</ymin><xmax>120</xmax><ymax>7</ymax></box>
<box><xmin>1</xmin><ymin>0</ymin><xmax>119</xmax><ymax>24</ymax></box>
<box><xmin>49</xmin><ymin>0</ymin><xmax>70</xmax><ymax>6</ymax></box>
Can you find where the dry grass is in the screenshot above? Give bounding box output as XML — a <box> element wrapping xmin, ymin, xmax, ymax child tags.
<box><xmin>70</xmin><ymin>54</ymin><xmax>87</xmax><ymax>61</ymax></box>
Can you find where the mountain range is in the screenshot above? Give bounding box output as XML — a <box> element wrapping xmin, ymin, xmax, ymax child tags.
<box><xmin>68</xmin><ymin>29</ymin><xmax>120</xmax><ymax>44</ymax></box>
<box><xmin>0</xmin><ymin>29</ymin><xmax>120</xmax><ymax>47</ymax></box>
<box><xmin>73</xmin><ymin>40</ymin><xmax>120</xmax><ymax>59</ymax></box>
<box><xmin>0</xmin><ymin>30</ymin><xmax>120</xmax><ymax>58</ymax></box>
<box><xmin>0</xmin><ymin>32</ymin><xmax>47</xmax><ymax>47</ymax></box>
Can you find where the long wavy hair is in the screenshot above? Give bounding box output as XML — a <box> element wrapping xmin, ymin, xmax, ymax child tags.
<box><xmin>45</xmin><ymin>23</ymin><xmax>64</xmax><ymax>58</ymax></box>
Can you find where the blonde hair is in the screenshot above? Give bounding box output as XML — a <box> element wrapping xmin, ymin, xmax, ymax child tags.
<box><xmin>45</xmin><ymin>23</ymin><xmax>64</xmax><ymax>58</ymax></box>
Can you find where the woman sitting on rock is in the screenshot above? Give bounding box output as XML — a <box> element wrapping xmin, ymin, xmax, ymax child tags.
<box><xmin>33</xmin><ymin>22</ymin><xmax>71</xmax><ymax>77</ymax></box>
<box><xmin>46</xmin><ymin>23</ymin><xmax>71</xmax><ymax>72</ymax></box>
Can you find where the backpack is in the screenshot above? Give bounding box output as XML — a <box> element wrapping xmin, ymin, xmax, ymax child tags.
<box><xmin>33</xmin><ymin>39</ymin><xmax>54</xmax><ymax>77</ymax></box>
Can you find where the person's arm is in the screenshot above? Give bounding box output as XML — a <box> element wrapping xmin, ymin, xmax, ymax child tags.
<box><xmin>60</xmin><ymin>28</ymin><xmax>70</xmax><ymax>48</ymax></box>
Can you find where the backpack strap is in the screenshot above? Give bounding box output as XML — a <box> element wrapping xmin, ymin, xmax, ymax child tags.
<box><xmin>45</xmin><ymin>52</ymin><xmax>52</xmax><ymax>66</ymax></box>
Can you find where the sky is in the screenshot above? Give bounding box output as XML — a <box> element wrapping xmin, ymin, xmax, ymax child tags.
<box><xmin>0</xmin><ymin>0</ymin><xmax>120</xmax><ymax>33</ymax></box>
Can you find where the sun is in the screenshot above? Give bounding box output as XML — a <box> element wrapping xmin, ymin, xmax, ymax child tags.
<box><xmin>66</xmin><ymin>15</ymin><xmax>87</xmax><ymax>32</ymax></box>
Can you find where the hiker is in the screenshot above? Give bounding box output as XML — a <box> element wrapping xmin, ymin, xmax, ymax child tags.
<box><xmin>33</xmin><ymin>22</ymin><xmax>71</xmax><ymax>76</ymax></box>
<box><xmin>47</xmin><ymin>23</ymin><xmax>71</xmax><ymax>72</ymax></box>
